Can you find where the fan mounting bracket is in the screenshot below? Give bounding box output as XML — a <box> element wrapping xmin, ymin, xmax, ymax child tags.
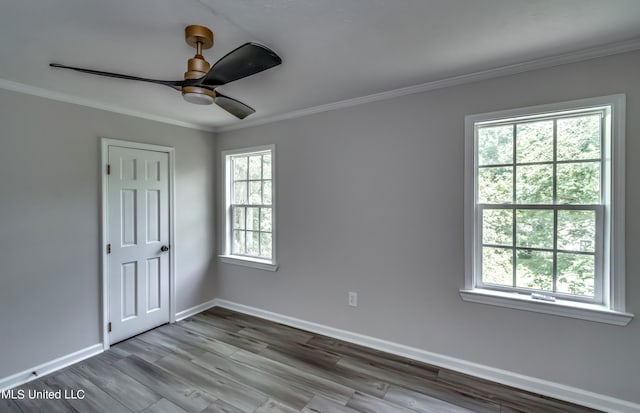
<box><xmin>185</xmin><ymin>25</ymin><xmax>214</xmax><ymax>50</ymax></box>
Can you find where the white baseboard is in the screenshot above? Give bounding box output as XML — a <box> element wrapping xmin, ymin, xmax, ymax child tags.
<box><xmin>0</xmin><ymin>344</ymin><xmax>103</xmax><ymax>392</ymax></box>
<box><xmin>175</xmin><ymin>298</ymin><xmax>218</xmax><ymax>322</ymax></box>
<box><xmin>212</xmin><ymin>299</ymin><xmax>640</xmax><ymax>413</ymax></box>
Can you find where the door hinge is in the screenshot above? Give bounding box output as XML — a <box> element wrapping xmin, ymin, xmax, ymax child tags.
<box><xmin>107</xmin><ymin>164</ymin><xmax>111</xmax><ymax>175</ymax></box>
<box><xmin>107</xmin><ymin>244</ymin><xmax>111</xmax><ymax>254</ymax></box>
<box><xmin>108</xmin><ymin>322</ymin><xmax>112</xmax><ymax>333</ymax></box>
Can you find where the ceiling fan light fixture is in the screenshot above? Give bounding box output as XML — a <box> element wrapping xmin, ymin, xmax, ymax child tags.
<box><xmin>49</xmin><ymin>24</ymin><xmax>282</xmax><ymax>119</ymax></box>
<box><xmin>182</xmin><ymin>86</ymin><xmax>214</xmax><ymax>105</ymax></box>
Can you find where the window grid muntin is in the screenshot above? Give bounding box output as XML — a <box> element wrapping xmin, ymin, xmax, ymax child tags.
<box><xmin>511</xmin><ymin>124</ymin><xmax>517</xmax><ymax>287</ymax></box>
<box><xmin>478</xmin><ymin>204</ymin><xmax>602</xmax><ymax>302</ymax></box>
<box><xmin>229</xmin><ymin>150</ymin><xmax>273</xmax><ymax>260</ymax></box>
<box><xmin>476</xmin><ymin>110</ymin><xmax>605</xmax><ymax>303</ymax></box>
<box><xmin>478</xmin><ymin>157</ymin><xmax>602</xmax><ymax>170</ymax></box>
<box><xmin>552</xmin><ymin>118</ymin><xmax>558</xmax><ymax>292</ymax></box>
<box><xmin>231</xmin><ymin>205</ymin><xmax>273</xmax><ymax>258</ymax></box>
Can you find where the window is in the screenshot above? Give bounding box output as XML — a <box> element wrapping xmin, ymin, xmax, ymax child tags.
<box><xmin>462</xmin><ymin>95</ymin><xmax>632</xmax><ymax>325</ymax></box>
<box><xmin>221</xmin><ymin>145</ymin><xmax>277</xmax><ymax>271</ymax></box>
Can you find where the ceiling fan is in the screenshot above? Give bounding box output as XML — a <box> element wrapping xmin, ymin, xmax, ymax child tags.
<box><xmin>50</xmin><ymin>25</ymin><xmax>282</xmax><ymax>119</ymax></box>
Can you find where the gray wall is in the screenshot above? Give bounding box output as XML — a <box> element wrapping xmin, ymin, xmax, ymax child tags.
<box><xmin>0</xmin><ymin>89</ymin><xmax>216</xmax><ymax>378</ymax></box>
<box><xmin>216</xmin><ymin>50</ymin><xmax>640</xmax><ymax>403</ymax></box>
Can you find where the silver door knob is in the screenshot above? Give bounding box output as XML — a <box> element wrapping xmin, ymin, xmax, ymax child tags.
<box><xmin>160</xmin><ymin>245</ymin><xmax>170</xmax><ymax>252</ymax></box>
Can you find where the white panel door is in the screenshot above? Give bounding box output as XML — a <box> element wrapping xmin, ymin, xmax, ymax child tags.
<box><xmin>108</xmin><ymin>146</ymin><xmax>170</xmax><ymax>344</ymax></box>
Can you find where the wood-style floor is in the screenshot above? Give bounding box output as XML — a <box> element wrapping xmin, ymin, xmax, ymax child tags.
<box><xmin>2</xmin><ymin>307</ymin><xmax>600</xmax><ymax>413</ymax></box>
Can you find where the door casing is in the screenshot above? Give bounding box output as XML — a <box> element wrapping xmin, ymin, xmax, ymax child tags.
<box><xmin>100</xmin><ymin>138</ymin><xmax>176</xmax><ymax>350</ymax></box>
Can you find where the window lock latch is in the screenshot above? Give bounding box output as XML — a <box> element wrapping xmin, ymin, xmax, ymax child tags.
<box><xmin>531</xmin><ymin>293</ymin><xmax>556</xmax><ymax>302</ymax></box>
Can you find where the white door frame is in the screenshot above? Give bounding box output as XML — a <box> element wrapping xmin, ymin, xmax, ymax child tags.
<box><xmin>100</xmin><ymin>138</ymin><xmax>176</xmax><ymax>350</ymax></box>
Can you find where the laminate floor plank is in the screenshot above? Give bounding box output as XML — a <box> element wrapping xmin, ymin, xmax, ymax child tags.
<box><xmin>254</xmin><ymin>399</ymin><xmax>301</xmax><ymax>413</ymax></box>
<box><xmin>230</xmin><ymin>349</ymin><xmax>355</xmax><ymax>404</ymax></box>
<box><xmin>44</xmin><ymin>370</ymin><xmax>132</xmax><ymax>413</ymax></box>
<box><xmin>112</xmin><ymin>337</ymin><xmax>173</xmax><ymax>363</ymax></box>
<box><xmin>200</xmin><ymin>310</ymin><xmax>308</xmax><ymax>336</ymax></box>
<box><xmin>201</xmin><ymin>399</ymin><xmax>247</xmax><ymax>413</ymax></box>
<box><xmin>262</xmin><ymin>340</ymin><xmax>343</xmax><ymax>369</ymax></box>
<box><xmin>373</xmin><ymin>385</ymin><xmax>474</xmax><ymax>413</ymax></box>
<box><xmin>258</xmin><ymin>345</ymin><xmax>389</xmax><ymax>398</ymax></box>
<box><xmin>206</xmin><ymin>306</ymin><xmax>238</xmax><ymax>317</ymax></box>
<box><xmin>336</xmin><ymin>356</ymin><xmax>439</xmax><ymax>394</ymax></box>
<box><xmin>152</xmin><ymin>353</ymin><xmax>268</xmax><ymax>412</ymax></box>
<box><xmin>347</xmin><ymin>391</ymin><xmax>420</xmax><ymax>413</ymax></box>
<box><xmin>191</xmin><ymin>313</ymin><xmax>247</xmax><ymax>334</ymax></box>
<box><xmin>11</xmin><ymin>377</ymin><xmax>78</xmax><ymax>413</ymax></box>
<box><xmin>308</xmin><ymin>335</ymin><xmax>434</xmax><ymax>366</ymax></box>
<box><xmin>70</xmin><ymin>356</ymin><xmax>162</xmax><ymax>412</ymax></box>
<box><xmin>110</xmin><ymin>345</ymin><xmax>132</xmax><ymax>357</ymax></box>
<box><xmin>176</xmin><ymin>319</ymin><xmax>269</xmax><ymax>353</ymax></box>
<box><xmin>436</xmin><ymin>370</ymin><xmax>601</xmax><ymax>413</ymax></box>
<box><xmin>191</xmin><ymin>351</ymin><xmax>314</xmax><ymax>410</ymax></box>
<box><xmin>498</xmin><ymin>398</ymin><xmax>598</xmax><ymax>413</ymax></box>
<box><xmin>136</xmin><ymin>328</ymin><xmax>208</xmax><ymax>361</ymax></box>
<box><xmin>155</xmin><ymin>323</ymin><xmax>240</xmax><ymax>357</ymax></box>
<box><xmin>301</xmin><ymin>395</ymin><xmax>360</xmax><ymax>413</ymax></box>
<box><xmin>228</xmin><ymin>313</ymin><xmax>313</xmax><ymax>342</ymax></box>
<box><xmin>0</xmin><ymin>396</ymin><xmax>27</xmax><ymax>413</ymax></box>
<box><xmin>141</xmin><ymin>398</ymin><xmax>190</xmax><ymax>413</ymax></box>
<box><xmin>92</xmin><ymin>347</ymin><xmax>129</xmax><ymax>365</ymax></box>
<box><xmin>384</xmin><ymin>384</ymin><xmax>500</xmax><ymax>413</ymax></box>
<box><xmin>113</xmin><ymin>355</ymin><xmax>218</xmax><ymax>413</ymax></box>
<box><xmin>201</xmin><ymin>311</ymin><xmax>314</xmax><ymax>345</ymax></box>
<box><xmin>499</xmin><ymin>406</ymin><xmax>529</xmax><ymax>413</ymax></box>
<box><xmin>307</xmin><ymin>336</ymin><xmax>440</xmax><ymax>381</ymax></box>
<box><xmin>237</xmin><ymin>326</ymin><xmax>314</xmax><ymax>349</ymax></box>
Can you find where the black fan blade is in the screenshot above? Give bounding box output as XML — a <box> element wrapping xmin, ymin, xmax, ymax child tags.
<box><xmin>201</xmin><ymin>43</ymin><xmax>282</xmax><ymax>86</ymax></box>
<box><xmin>49</xmin><ymin>63</ymin><xmax>190</xmax><ymax>90</ymax></box>
<box><xmin>214</xmin><ymin>92</ymin><xmax>255</xmax><ymax>119</ymax></box>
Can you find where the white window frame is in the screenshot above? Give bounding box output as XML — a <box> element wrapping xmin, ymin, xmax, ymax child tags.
<box><xmin>462</xmin><ymin>95</ymin><xmax>633</xmax><ymax>325</ymax></box>
<box><xmin>220</xmin><ymin>144</ymin><xmax>278</xmax><ymax>271</ymax></box>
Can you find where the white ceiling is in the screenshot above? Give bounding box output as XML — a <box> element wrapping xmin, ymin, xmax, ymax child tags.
<box><xmin>2</xmin><ymin>0</ymin><xmax>640</xmax><ymax>130</ymax></box>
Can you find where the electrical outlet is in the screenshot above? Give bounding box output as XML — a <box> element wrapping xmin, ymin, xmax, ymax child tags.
<box><xmin>348</xmin><ymin>292</ymin><xmax>358</xmax><ymax>307</ymax></box>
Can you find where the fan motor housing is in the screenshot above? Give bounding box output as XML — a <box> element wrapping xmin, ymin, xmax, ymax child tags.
<box><xmin>182</xmin><ymin>25</ymin><xmax>215</xmax><ymax>103</ymax></box>
<box><xmin>182</xmin><ymin>57</ymin><xmax>214</xmax><ymax>102</ymax></box>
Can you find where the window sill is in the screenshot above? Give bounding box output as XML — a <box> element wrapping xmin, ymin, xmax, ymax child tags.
<box><xmin>219</xmin><ymin>255</ymin><xmax>278</xmax><ymax>272</ymax></box>
<box><xmin>459</xmin><ymin>289</ymin><xmax>633</xmax><ymax>326</ymax></box>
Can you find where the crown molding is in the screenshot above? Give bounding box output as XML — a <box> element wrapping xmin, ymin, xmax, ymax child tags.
<box><xmin>216</xmin><ymin>37</ymin><xmax>640</xmax><ymax>133</ymax></box>
<box><xmin>0</xmin><ymin>79</ymin><xmax>216</xmax><ymax>133</ymax></box>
